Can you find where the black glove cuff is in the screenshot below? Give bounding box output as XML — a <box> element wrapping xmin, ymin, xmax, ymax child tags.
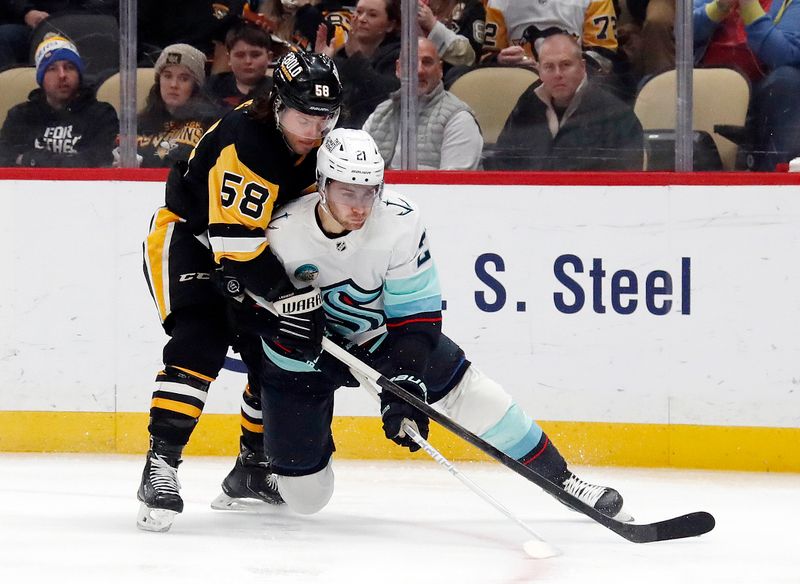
<box><xmin>382</xmin><ymin>373</ymin><xmax>427</xmax><ymax>406</ymax></box>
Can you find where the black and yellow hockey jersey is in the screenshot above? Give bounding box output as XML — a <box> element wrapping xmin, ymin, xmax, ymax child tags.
<box><xmin>483</xmin><ymin>0</ymin><xmax>618</xmax><ymax>57</ymax></box>
<box><xmin>163</xmin><ymin>101</ymin><xmax>319</xmax><ymax>300</ymax></box>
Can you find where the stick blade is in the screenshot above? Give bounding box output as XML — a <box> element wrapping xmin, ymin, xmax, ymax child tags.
<box><xmin>652</xmin><ymin>511</ymin><xmax>716</xmax><ymax>542</ymax></box>
<box><xmin>523</xmin><ymin>539</ymin><xmax>561</xmax><ymax>559</ymax></box>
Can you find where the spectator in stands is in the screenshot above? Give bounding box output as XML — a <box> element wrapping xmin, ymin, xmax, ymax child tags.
<box><xmin>207</xmin><ymin>23</ymin><xmax>273</xmax><ymax>111</ymax></box>
<box><xmin>131</xmin><ymin>43</ymin><xmax>221</xmax><ymax>168</ymax></box>
<box><xmin>482</xmin><ymin>0</ymin><xmax>618</xmax><ymax>67</ymax></box>
<box><xmin>694</xmin><ymin>0</ymin><xmax>800</xmax><ymax>170</ymax></box>
<box><xmin>0</xmin><ymin>0</ymin><xmax>116</xmax><ymax>70</ymax></box>
<box><xmin>482</xmin><ymin>0</ymin><xmax>629</xmax><ymax>99</ymax></box>
<box><xmin>258</xmin><ymin>0</ymin><xmax>322</xmax><ymax>51</ymax></box>
<box><xmin>316</xmin><ymin>0</ymin><xmax>402</xmax><ymax>128</ymax></box>
<box><xmin>363</xmin><ymin>36</ymin><xmax>482</xmax><ymax>169</ymax></box>
<box><xmin>0</xmin><ymin>34</ymin><xmax>118</xmax><ymax>167</ymax></box>
<box><xmin>623</xmin><ymin>0</ymin><xmax>676</xmax><ymax>78</ymax></box>
<box><xmin>417</xmin><ymin>0</ymin><xmax>485</xmax><ymax>73</ymax></box>
<box><xmin>694</xmin><ymin>0</ymin><xmax>772</xmax><ymax>82</ymax></box>
<box><xmin>486</xmin><ymin>32</ymin><xmax>643</xmax><ymax>171</ymax></box>
<box><xmin>138</xmin><ymin>0</ymin><xmax>244</xmax><ymax>64</ymax></box>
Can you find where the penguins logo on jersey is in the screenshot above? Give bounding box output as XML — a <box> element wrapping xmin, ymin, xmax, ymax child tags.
<box><xmin>322</xmin><ymin>280</ymin><xmax>383</xmax><ymax>336</ymax></box>
<box><xmin>294</xmin><ymin>263</ymin><xmax>319</xmax><ymax>282</ymax></box>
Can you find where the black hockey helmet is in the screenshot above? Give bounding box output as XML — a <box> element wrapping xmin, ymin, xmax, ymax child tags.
<box><xmin>272</xmin><ymin>50</ymin><xmax>342</xmax><ymax>117</ymax></box>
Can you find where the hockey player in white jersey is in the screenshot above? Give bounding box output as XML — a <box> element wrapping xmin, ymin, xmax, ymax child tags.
<box><xmin>221</xmin><ymin>128</ymin><xmax>627</xmax><ymax>518</ymax></box>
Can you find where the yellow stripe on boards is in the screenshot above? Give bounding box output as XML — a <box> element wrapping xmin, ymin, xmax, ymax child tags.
<box><xmin>0</xmin><ymin>412</ymin><xmax>798</xmax><ymax>472</ymax></box>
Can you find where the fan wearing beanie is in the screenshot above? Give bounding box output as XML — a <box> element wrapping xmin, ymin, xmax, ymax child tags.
<box><xmin>133</xmin><ymin>43</ymin><xmax>221</xmax><ymax>168</ymax></box>
<box><xmin>0</xmin><ymin>34</ymin><xmax>118</xmax><ymax>167</ymax></box>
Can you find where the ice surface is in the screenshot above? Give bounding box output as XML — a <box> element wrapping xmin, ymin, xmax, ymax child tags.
<box><xmin>0</xmin><ymin>454</ymin><xmax>796</xmax><ymax>583</ymax></box>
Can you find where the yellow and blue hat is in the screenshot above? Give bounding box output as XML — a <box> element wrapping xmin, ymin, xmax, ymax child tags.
<box><xmin>34</xmin><ymin>35</ymin><xmax>84</xmax><ymax>86</ymax></box>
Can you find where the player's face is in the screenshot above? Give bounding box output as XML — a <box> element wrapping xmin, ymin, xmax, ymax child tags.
<box><xmin>324</xmin><ymin>181</ymin><xmax>380</xmax><ymax>231</ymax></box>
<box><xmin>279</xmin><ymin>107</ymin><xmax>338</xmax><ymax>154</ymax></box>
<box><xmin>537</xmin><ymin>36</ymin><xmax>586</xmax><ymax>108</ymax></box>
<box><xmin>228</xmin><ymin>40</ymin><xmax>271</xmax><ymax>86</ymax></box>
<box><xmin>159</xmin><ymin>65</ymin><xmax>196</xmax><ymax>112</ymax></box>
<box><xmin>42</xmin><ymin>60</ymin><xmax>80</xmax><ymax>108</ymax></box>
<box><xmin>352</xmin><ymin>0</ymin><xmax>395</xmax><ymax>45</ymax></box>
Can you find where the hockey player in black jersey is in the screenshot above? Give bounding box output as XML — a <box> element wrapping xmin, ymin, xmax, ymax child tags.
<box><xmin>213</xmin><ymin>128</ymin><xmax>627</xmax><ymax>519</ymax></box>
<box><xmin>137</xmin><ymin>50</ymin><xmax>342</xmax><ymax>532</ymax></box>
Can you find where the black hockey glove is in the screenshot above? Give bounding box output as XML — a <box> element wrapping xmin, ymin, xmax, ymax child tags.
<box><xmin>212</xmin><ymin>266</ymin><xmax>246</xmax><ymax>302</ymax></box>
<box><xmin>314</xmin><ymin>351</ymin><xmax>360</xmax><ymax>388</ymax></box>
<box><xmin>380</xmin><ymin>374</ymin><xmax>429</xmax><ymax>452</ymax></box>
<box><xmin>268</xmin><ymin>286</ymin><xmax>325</xmax><ymax>362</ymax></box>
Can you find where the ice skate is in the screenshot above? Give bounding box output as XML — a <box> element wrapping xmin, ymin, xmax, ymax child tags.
<box><xmin>560</xmin><ymin>472</ymin><xmax>633</xmax><ymax>521</ymax></box>
<box><xmin>210</xmin><ymin>439</ymin><xmax>284</xmax><ymax>511</ymax></box>
<box><xmin>136</xmin><ymin>438</ymin><xmax>183</xmax><ymax>532</ymax></box>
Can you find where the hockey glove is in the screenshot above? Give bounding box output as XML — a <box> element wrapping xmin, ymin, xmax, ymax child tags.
<box><xmin>380</xmin><ymin>374</ymin><xmax>429</xmax><ymax>452</ymax></box>
<box><xmin>212</xmin><ymin>266</ymin><xmax>246</xmax><ymax>302</ymax></box>
<box><xmin>314</xmin><ymin>351</ymin><xmax>360</xmax><ymax>388</ymax></box>
<box><xmin>268</xmin><ymin>286</ymin><xmax>325</xmax><ymax>362</ymax></box>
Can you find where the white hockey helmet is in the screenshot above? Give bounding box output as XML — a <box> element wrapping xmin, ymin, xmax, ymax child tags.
<box><xmin>316</xmin><ymin>128</ymin><xmax>385</xmax><ymax>198</ymax></box>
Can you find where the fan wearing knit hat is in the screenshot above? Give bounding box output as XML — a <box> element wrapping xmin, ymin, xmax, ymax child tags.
<box><xmin>154</xmin><ymin>44</ymin><xmax>207</xmax><ymax>89</ymax></box>
<box><xmin>34</xmin><ymin>34</ymin><xmax>86</xmax><ymax>86</ymax></box>
<box><xmin>134</xmin><ymin>43</ymin><xmax>220</xmax><ymax>168</ymax></box>
<box><xmin>33</xmin><ymin>34</ymin><xmax>86</xmax><ymax>110</ymax></box>
<box><xmin>0</xmin><ymin>33</ymin><xmax>118</xmax><ymax>167</ymax></box>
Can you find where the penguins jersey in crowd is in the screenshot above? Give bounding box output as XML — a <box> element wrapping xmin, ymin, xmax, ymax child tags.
<box><xmin>267</xmin><ymin>190</ymin><xmax>442</xmax><ymax>353</ymax></box>
<box><xmin>162</xmin><ymin>101</ymin><xmax>319</xmax><ymax>299</ymax></box>
<box><xmin>483</xmin><ymin>0</ymin><xmax>618</xmax><ymax>57</ymax></box>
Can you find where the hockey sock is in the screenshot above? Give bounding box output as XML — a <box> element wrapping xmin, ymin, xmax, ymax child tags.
<box><xmin>239</xmin><ymin>384</ymin><xmax>264</xmax><ymax>452</ymax></box>
<box><xmin>148</xmin><ymin>365</ymin><xmax>213</xmax><ymax>445</ymax></box>
<box><xmin>518</xmin><ymin>432</ymin><xmax>570</xmax><ymax>484</ymax></box>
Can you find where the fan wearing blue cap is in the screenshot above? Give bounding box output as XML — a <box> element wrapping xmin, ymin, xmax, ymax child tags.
<box><xmin>34</xmin><ymin>36</ymin><xmax>84</xmax><ymax>89</ymax></box>
<box><xmin>0</xmin><ymin>33</ymin><xmax>118</xmax><ymax>167</ymax></box>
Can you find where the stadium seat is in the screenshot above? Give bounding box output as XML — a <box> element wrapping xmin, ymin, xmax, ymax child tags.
<box><xmin>0</xmin><ymin>67</ymin><xmax>38</xmax><ymax>128</ymax></box>
<box><xmin>448</xmin><ymin>66</ymin><xmax>539</xmax><ymax>144</ymax></box>
<box><xmin>28</xmin><ymin>13</ymin><xmax>120</xmax><ymax>87</ymax></box>
<box><xmin>95</xmin><ymin>68</ymin><xmax>156</xmax><ymax>115</ymax></box>
<box><xmin>634</xmin><ymin>68</ymin><xmax>751</xmax><ymax>170</ymax></box>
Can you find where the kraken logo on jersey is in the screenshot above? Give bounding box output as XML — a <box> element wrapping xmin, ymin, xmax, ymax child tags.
<box><xmin>294</xmin><ymin>263</ymin><xmax>319</xmax><ymax>282</ymax></box>
<box><xmin>322</xmin><ymin>280</ymin><xmax>384</xmax><ymax>336</ymax></box>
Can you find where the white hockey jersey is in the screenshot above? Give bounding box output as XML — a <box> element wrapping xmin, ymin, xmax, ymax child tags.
<box><xmin>267</xmin><ymin>190</ymin><xmax>442</xmax><ymax>347</ymax></box>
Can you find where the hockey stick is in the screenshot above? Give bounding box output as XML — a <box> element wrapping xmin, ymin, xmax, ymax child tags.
<box><xmin>321</xmin><ymin>336</ymin><xmax>716</xmax><ymax>544</ymax></box>
<box><xmin>350</xmin><ymin>367</ymin><xmax>559</xmax><ymax>559</ymax></box>
<box><xmin>402</xmin><ymin>423</ymin><xmax>560</xmax><ymax>559</ymax></box>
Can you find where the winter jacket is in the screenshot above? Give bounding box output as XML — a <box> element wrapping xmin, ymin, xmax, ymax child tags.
<box><xmin>0</xmin><ymin>86</ymin><xmax>118</xmax><ymax>167</ymax></box>
<box><xmin>488</xmin><ymin>78</ymin><xmax>644</xmax><ymax>171</ymax></box>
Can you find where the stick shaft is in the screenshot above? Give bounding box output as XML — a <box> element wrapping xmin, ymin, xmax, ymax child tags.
<box><xmin>350</xmin><ymin>365</ymin><xmax>554</xmax><ymax>549</ymax></box>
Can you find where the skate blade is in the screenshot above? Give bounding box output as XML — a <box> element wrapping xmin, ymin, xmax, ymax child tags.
<box><xmin>136</xmin><ymin>502</ymin><xmax>178</xmax><ymax>532</ymax></box>
<box><xmin>210</xmin><ymin>492</ymin><xmax>279</xmax><ymax>512</ymax></box>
